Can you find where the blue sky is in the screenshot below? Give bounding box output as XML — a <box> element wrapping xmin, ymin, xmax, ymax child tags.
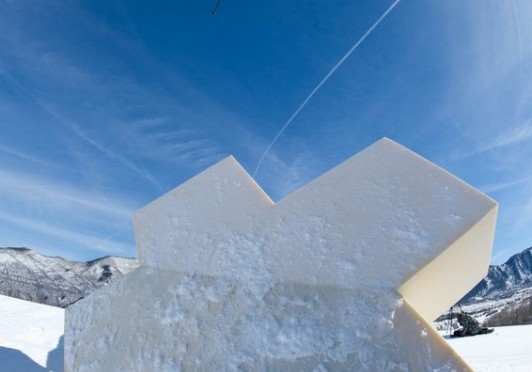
<box><xmin>0</xmin><ymin>0</ymin><xmax>530</xmax><ymax>264</ymax></box>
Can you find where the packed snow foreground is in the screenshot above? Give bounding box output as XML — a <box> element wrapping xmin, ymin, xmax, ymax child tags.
<box><xmin>65</xmin><ymin>138</ymin><xmax>498</xmax><ymax>371</ymax></box>
<box><xmin>0</xmin><ymin>294</ymin><xmax>64</xmax><ymax>371</ymax></box>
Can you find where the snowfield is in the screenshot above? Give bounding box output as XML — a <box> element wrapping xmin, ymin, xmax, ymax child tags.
<box><xmin>0</xmin><ymin>295</ymin><xmax>63</xmax><ymax>371</ymax></box>
<box><xmin>1</xmin><ymin>293</ymin><xmax>531</xmax><ymax>371</ymax></box>
<box><xmin>442</xmin><ymin>326</ymin><xmax>532</xmax><ymax>372</ymax></box>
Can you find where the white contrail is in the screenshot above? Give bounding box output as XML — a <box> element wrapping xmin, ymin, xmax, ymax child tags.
<box><xmin>510</xmin><ymin>0</ymin><xmax>523</xmax><ymax>79</ymax></box>
<box><xmin>253</xmin><ymin>0</ymin><xmax>402</xmax><ymax>177</ymax></box>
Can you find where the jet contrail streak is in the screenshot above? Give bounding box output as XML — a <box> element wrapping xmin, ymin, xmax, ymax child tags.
<box><xmin>253</xmin><ymin>0</ymin><xmax>402</xmax><ymax>177</ymax></box>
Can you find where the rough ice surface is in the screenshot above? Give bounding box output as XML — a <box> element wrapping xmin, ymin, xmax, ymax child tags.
<box><xmin>65</xmin><ymin>138</ymin><xmax>498</xmax><ymax>371</ymax></box>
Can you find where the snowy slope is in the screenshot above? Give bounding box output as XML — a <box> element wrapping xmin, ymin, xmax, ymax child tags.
<box><xmin>0</xmin><ymin>294</ymin><xmax>64</xmax><ymax>371</ymax></box>
<box><xmin>443</xmin><ymin>326</ymin><xmax>532</xmax><ymax>372</ymax></box>
<box><xmin>0</xmin><ymin>247</ymin><xmax>139</xmax><ymax>307</ymax></box>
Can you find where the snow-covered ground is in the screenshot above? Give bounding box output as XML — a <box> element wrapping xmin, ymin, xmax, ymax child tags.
<box><xmin>1</xmin><ymin>293</ymin><xmax>531</xmax><ymax>371</ymax></box>
<box><xmin>442</xmin><ymin>326</ymin><xmax>532</xmax><ymax>372</ymax></box>
<box><xmin>0</xmin><ymin>294</ymin><xmax>63</xmax><ymax>371</ymax></box>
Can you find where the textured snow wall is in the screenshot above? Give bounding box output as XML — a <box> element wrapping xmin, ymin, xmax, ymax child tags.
<box><xmin>65</xmin><ymin>138</ymin><xmax>497</xmax><ymax>371</ymax></box>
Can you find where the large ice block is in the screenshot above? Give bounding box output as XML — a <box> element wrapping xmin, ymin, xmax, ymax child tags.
<box><xmin>65</xmin><ymin>138</ymin><xmax>497</xmax><ymax>371</ymax></box>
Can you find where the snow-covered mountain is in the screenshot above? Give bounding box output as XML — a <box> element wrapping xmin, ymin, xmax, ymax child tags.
<box><xmin>463</xmin><ymin>246</ymin><xmax>532</xmax><ymax>301</ymax></box>
<box><xmin>434</xmin><ymin>247</ymin><xmax>532</xmax><ymax>329</ymax></box>
<box><xmin>0</xmin><ymin>247</ymin><xmax>139</xmax><ymax>307</ymax></box>
<box><xmin>458</xmin><ymin>247</ymin><xmax>532</xmax><ymax>326</ymax></box>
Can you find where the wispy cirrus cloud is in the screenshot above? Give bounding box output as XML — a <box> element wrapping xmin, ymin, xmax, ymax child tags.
<box><xmin>0</xmin><ymin>211</ymin><xmax>132</xmax><ymax>257</ymax></box>
<box><xmin>481</xmin><ymin>175</ymin><xmax>532</xmax><ymax>194</ymax></box>
<box><xmin>0</xmin><ymin>167</ymin><xmax>137</xmax><ymax>258</ymax></box>
<box><xmin>453</xmin><ymin>121</ymin><xmax>532</xmax><ymax>161</ymax></box>
<box><xmin>58</xmin><ymin>117</ymin><xmax>165</xmax><ymax>192</ymax></box>
<box><xmin>0</xmin><ymin>2</ymin><xmax>228</xmax><ymax>179</ymax></box>
<box><xmin>126</xmin><ymin>118</ymin><xmax>225</xmax><ymax>170</ymax></box>
<box><xmin>0</xmin><ymin>169</ymin><xmax>134</xmax><ymax>220</ymax></box>
<box><xmin>0</xmin><ymin>144</ymin><xmax>69</xmax><ymax>171</ymax></box>
<box><xmin>476</xmin><ymin>121</ymin><xmax>532</xmax><ymax>154</ymax></box>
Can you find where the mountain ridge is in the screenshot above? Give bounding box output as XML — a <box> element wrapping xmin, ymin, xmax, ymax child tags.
<box><xmin>0</xmin><ymin>247</ymin><xmax>139</xmax><ymax>307</ymax></box>
<box><xmin>463</xmin><ymin>246</ymin><xmax>532</xmax><ymax>302</ymax></box>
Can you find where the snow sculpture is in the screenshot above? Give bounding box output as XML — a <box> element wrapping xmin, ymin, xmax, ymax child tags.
<box><xmin>65</xmin><ymin>138</ymin><xmax>497</xmax><ymax>371</ymax></box>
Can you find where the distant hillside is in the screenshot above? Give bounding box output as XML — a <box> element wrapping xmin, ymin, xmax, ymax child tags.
<box><xmin>0</xmin><ymin>247</ymin><xmax>139</xmax><ymax>307</ymax></box>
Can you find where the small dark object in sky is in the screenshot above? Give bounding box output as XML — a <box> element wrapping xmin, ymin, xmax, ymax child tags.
<box><xmin>211</xmin><ymin>0</ymin><xmax>222</xmax><ymax>15</ymax></box>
